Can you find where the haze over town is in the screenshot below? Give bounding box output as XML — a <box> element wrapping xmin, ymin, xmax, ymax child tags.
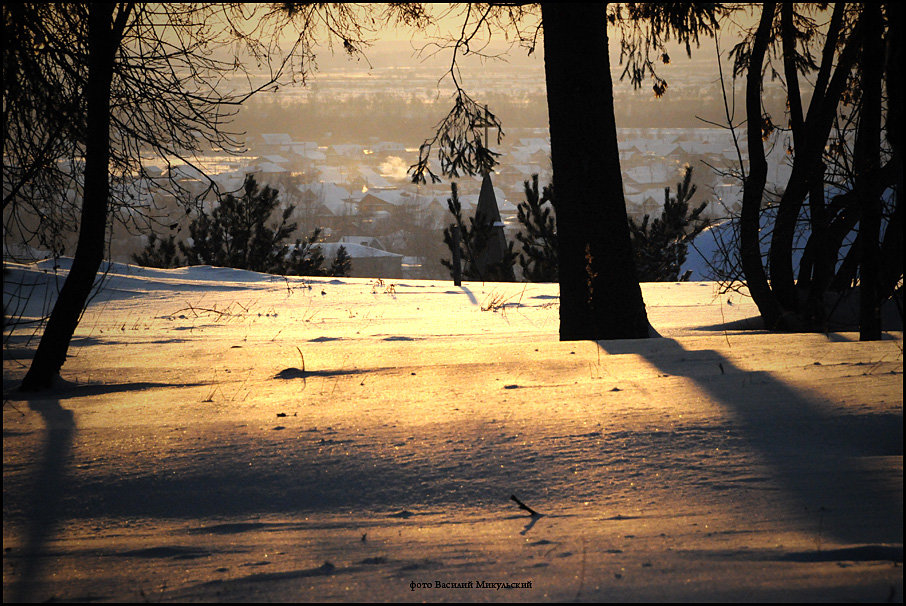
<box><xmin>90</xmin><ymin>34</ymin><xmax>789</xmax><ymax>280</ymax></box>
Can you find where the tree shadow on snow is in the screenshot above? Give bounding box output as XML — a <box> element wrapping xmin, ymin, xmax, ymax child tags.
<box><xmin>4</xmin><ymin>380</ymin><xmax>208</xmax><ymax>402</ymax></box>
<box><xmin>8</xmin><ymin>396</ymin><xmax>74</xmax><ymax>603</ymax></box>
<box><xmin>595</xmin><ymin>337</ymin><xmax>903</xmax><ymax>549</ymax></box>
<box><xmin>4</xmin><ymin>379</ymin><xmax>210</xmax><ymax>601</ymax></box>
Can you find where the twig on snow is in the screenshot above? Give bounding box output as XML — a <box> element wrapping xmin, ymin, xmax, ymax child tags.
<box><xmin>510</xmin><ymin>494</ymin><xmax>541</xmax><ymax>517</ymax></box>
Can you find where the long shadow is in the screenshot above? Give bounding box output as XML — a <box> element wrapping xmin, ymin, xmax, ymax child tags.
<box><xmin>596</xmin><ymin>337</ymin><xmax>902</xmax><ymax>548</ymax></box>
<box><xmin>4</xmin><ymin>380</ymin><xmax>208</xmax><ymax>402</ymax></box>
<box><xmin>9</xmin><ymin>396</ymin><xmax>75</xmax><ymax>603</ymax></box>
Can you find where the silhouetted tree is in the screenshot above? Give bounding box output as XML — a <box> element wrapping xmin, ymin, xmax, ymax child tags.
<box><xmin>542</xmin><ymin>3</ymin><xmax>648</xmax><ymax>338</ymax></box>
<box><xmin>629</xmin><ymin>166</ymin><xmax>709</xmax><ymax>282</ymax></box>
<box><xmin>5</xmin><ymin>4</ymin><xmax>358</xmax><ymax>390</ymax></box>
<box><xmin>515</xmin><ymin>175</ymin><xmax>558</xmax><ymax>283</ymax></box>
<box><xmin>726</xmin><ymin>3</ymin><xmax>901</xmax><ymax>335</ymax></box>
<box><xmin>285</xmin><ymin>229</ymin><xmax>327</xmax><ymax>277</ymax></box>
<box><xmin>329</xmin><ymin>245</ymin><xmax>352</xmax><ymax>278</ymax></box>
<box><xmin>179</xmin><ymin>175</ymin><xmax>326</xmax><ymax>276</ymax></box>
<box><xmin>412</xmin><ymin>3</ymin><xmax>720</xmax><ymax>340</ymax></box>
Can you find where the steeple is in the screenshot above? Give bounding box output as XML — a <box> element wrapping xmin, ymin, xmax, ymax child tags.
<box><xmin>474</xmin><ymin>172</ymin><xmax>514</xmax><ymax>281</ymax></box>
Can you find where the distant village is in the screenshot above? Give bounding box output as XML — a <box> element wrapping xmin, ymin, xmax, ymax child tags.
<box><xmin>112</xmin><ymin>125</ymin><xmax>792</xmax><ymax>280</ymax></box>
<box><xmin>7</xmin><ymin>43</ymin><xmax>797</xmax><ymax>281</ymax></box>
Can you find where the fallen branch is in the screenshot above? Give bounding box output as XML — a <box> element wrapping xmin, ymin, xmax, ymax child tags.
<box><xmin>172</xmin><ymin>302</ymin><xmax>242</xmax><ymax>320</ymax></box>
<box><xmin>510</xmin><ymin>494</ymin><xmax>541</xmax><ymax>517</ymax></box>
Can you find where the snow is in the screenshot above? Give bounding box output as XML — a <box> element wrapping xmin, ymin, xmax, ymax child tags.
<box><xmin>3</xmin><ymin>259</ymin><xmax>902</xmax><ymax>602</ymax></box>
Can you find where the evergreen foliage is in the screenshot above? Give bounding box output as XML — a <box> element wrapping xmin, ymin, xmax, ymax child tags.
<box><xmin>329</xmin><ymin>244</ymin><xmax>352</xmax><ymax>277</ymax></box>
<box><xmin>179</xmin><ymin>175</ymin><xmax>289</xmax><ymax>273</ymax></box>
<box><xmin>515</xmin><ymin>175</ymin><xmax>558</xmax><ymax>282</ymax></box>
<box><xmin>441</xmin><ymin>182</ymin><xmax>517</xmax><ymax>282</ymax></box>
<box><xmin>131</xmin><ymin>233</ymin><xmax>182</xmax><ymax>269</ymax></box>
<box><xmin>138</xmin><ymin>174</ymin><xmax>330</xmax><ymax>276</ymax></box>
<box><xmin>512</xmin><ymin>168</ymin><xmax>708</xmax><ymax>284</ymax></box>
<box><xmin>628</xmin><ymin>166</ymin><xmax>709</xmax><ymax>282</ymax></box>
<box><xmin>283</xmin><ymin>227</ymin><xmax>327</xmax><ymax>276</ymax></box>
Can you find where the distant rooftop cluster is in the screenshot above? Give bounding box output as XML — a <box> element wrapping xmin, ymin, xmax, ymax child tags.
<box><xmin>21</xmin><ymin>114</ymin><xmax>792</xmax><ymax>281</ymax></box>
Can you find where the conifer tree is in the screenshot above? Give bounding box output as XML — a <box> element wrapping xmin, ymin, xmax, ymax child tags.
<box><xmin>328</xmin><ymin>244</ymin><xmax>352</xmax><ymax>277</ymax></box>
<box><xmin>515</xmin><ymin>175</ymin><xmax>558</xmax><ymax>282</ymax></box>
<box><xmin>178</xmin><ymin>174</ymin><xmax>326</xmax><ymax>276</ymax></box>
<box><xmin>285</xmin><ymin>228</ymin><xmax>326</xmax><ymax>276</ymax></box>
<box><xmin>628</xmin><ymin>166</ymin><xmax>709</xmax><ymax>282</ymax></box>
<box><xmin>132</xmin><ymin>233</ymin><xmax>182</xmax><ymax>269</ymax></box>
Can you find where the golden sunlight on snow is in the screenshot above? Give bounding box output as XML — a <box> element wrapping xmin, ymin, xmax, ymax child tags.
<box><xmin>3</xmin><ymin>261</ymin><xmax>903</xmax><ymax>602</ymax></box>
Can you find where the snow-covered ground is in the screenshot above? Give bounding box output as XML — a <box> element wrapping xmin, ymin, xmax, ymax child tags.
<box><xmin>3</xmin><ymin>260</ymin><xmax>902</xmax><ymax>602</ymax></box>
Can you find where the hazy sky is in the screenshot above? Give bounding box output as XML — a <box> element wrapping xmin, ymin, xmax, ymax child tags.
<box><xmin>298</xmin><ymin>4</ymin><xmax>726</xmax><ymax>87</ymax></box>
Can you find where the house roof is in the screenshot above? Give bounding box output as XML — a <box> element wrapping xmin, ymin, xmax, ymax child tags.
<box><xmin>317</xmin><ymin>242</ymin><xmax>402</xmax><ymax>259</ymax></box>
<box><xmin>339</xmin><ymin>235</ymin><xmax>386</xmax><ymax>250</ymax></box>
<box><xmin>253</xmin><ymin>162</ymin><xmax>288</xmax><ymax>174</ymax></box>
<box><xmin>261</xmin><ymin>133</ymin><xmax>293</xmax><ymax>146</ymax></box>
<box><xmin>297</xmin><ymin>182</ymin><xmax>355</xmax><ymax>215</ymax></box>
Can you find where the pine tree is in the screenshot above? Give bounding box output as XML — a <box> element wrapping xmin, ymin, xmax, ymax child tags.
<box><xmin>441</xmin><ymin>182</ymin><xmax>517</xmax><ymax>281</ymax></box>
<box><xmin>179</xmin><ymin>174</ymin><xmax>326</xmax><ymax>276</ymax></box>
<box><xmin>132</xmin><ymin>233</ymin><xmax>182</xmax><ymax>268</ymax></box>
<box><xmin>328</xmin><ymin>244</ymin><xmax>352</xmax><ymax>277</ymax></box>
<box><xmin>515</xmin><ymin>175</ymin><xmax>558</xmax><ymax>282</ymax></box>
<box><xmin>284</xmin><ymin>228</ymin><xmax>327</xmax><ymax>276</ymax></box>
<box><xmin>628</xmin><ymin>166</ymin><xmax>709</xmax><ymax>282</ymax></box>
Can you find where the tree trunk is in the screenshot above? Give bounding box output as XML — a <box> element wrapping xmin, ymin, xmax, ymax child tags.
<box><xmin>881</xmin><ymin>1</ymin><xmax>904</xmax><ymax>302</ymax></box>
<box><xmin>739</xmin><ymin>2</ymin><xmax>783</xmax><ymax>328</ymax></box>
<box><xmin>20</xmin><ymin>3</ymin><xmax>119</xmax><ymax>391</ymax></box>
<box><xmin>541</xmin><ymin>2</ymin><xmax>649</xmax><ymax>341</ymax></box>
<box><xmin>771</xmin><ymin>5</ymin><xmax>861</xmax><ymax>317</ymax></box>
<box><xmin>856</xmin><ymin>3</ymin><xmax>883</xmax><ymax>341</ymax></box>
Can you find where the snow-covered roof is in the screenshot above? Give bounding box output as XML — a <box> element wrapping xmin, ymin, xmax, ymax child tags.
<box><xmin>252</xmin><ymin>162</ymin><xmax>288</xmax><ymax>174</ymax></box>
<box><xmin>290</xmin><ymin>146</ymin><xmax>327</xmax><ymax>161</ymax></box>
<box><xmin>169</xmin><ymin>164</ymin><xmax>205</xmax><ymax>180</ymax></box>
<box><xmin>297</xmin><ymin>182</ymin><xmax>356</xmax><ymax>215</ymax></box>
<box><xmin>677</xmin><ymin>141</ymin><xmax>733</xmax><ymax>155</ymax></box>
<box><xmin>371</xmin><ymin>141</ymin><xmax>406</xmax><ymax>152</ymax></box>
<box><xmin>517</xmin><ymin>137</ymin><xmax>550</xmax><ymax>151</ymax></box>
<box><xmin>361</xmin><ymin>188</ymin><xmax>415</xmax><ymax>207</ymax></box>
<box><xmin>316</xmin><ymin>166</ymin><xmax>350</xmax><ymax>183</ymax></box>
<box><xmin>358</xmin><ymin>167</ymin><xmax>393</xmax><ymax>189</ymax></box>
<box><xmin>338</xmin><ymin>235</ymin><xmax>386</xmax><ymax>250</ymax></box>
<box><xmin>261</xmin><ymin>133</ymin><xmax>293</xmax><ymax>146</ymax></box>
<box><xmin>331</xmin><ymin>144</ymin><xmax>365</xmax><ymax>156</ymax></box>
<box><xmin>316</xmin><ymin>242</ymin><xmax>402</xmax><ymax>259</ymax></box>
<box><xmin>210</xmin><ymin>172</ymin><xmax>245</xmax><ymax>193</ymax></box>
<box><xmin>624</xmin><ymin>164</ymin><xmax>671</xmax><ymax>185</ymax></box>
<box><xmin>625</xmin><ymin>187</ymin><xmax>666</xmax><ymax>208</ymax></box>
